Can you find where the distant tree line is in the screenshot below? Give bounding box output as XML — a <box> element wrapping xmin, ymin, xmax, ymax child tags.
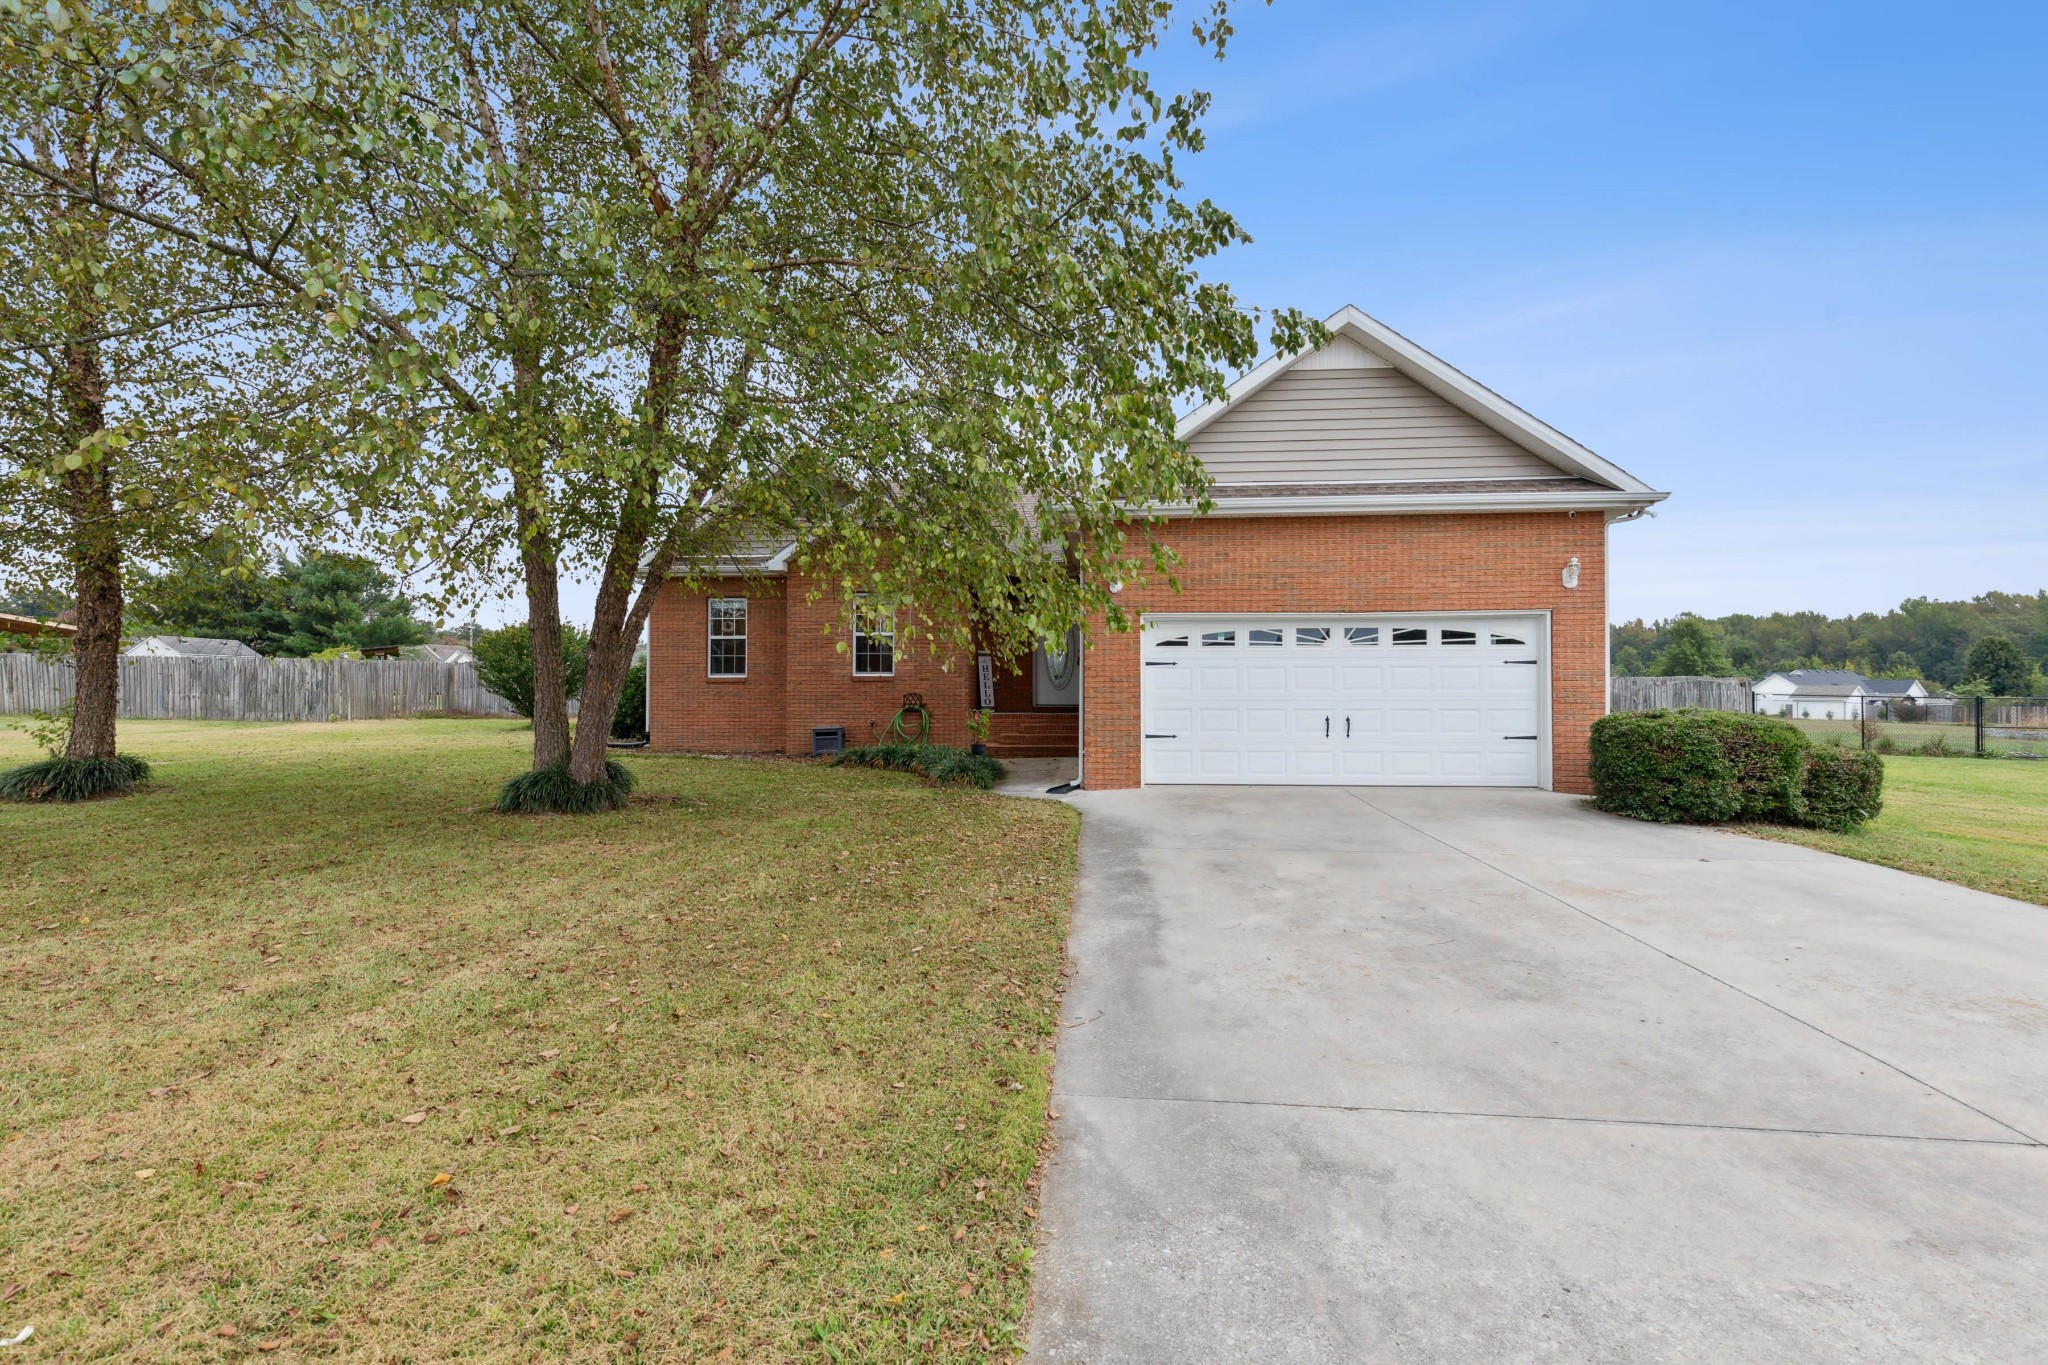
<box><xmin>1612</xmin><ymin>591</ymin><xmax>2048</xmax><ymax>692</ymax></box>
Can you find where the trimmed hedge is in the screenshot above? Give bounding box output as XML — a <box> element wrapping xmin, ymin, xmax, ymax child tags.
<box><xmin>1799</xmin><ymin>747</ymin><xmax>1885</xmax><ymax>832</ymax></box>
<box><xmin>1590</xmin><ymin>709</ymin><xmax>1884</xmax><ymax>831</ymax></box>
<box><xmin>833</xmin><ymin>743</ymin><xmax>1006</xmax><ymax>791</ymax></box>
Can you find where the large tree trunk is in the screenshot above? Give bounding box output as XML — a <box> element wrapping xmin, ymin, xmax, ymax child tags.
<box><xmin>565</xmin><ymin>570</ymin><xmax>638</xmax><ymax>786</ymax></box>
<box><xmin>512</xmin><ymin>467</ymin><xmax>571</xmax><ymax>772</ymax></box>
<box><xmin>60</xmin><ymin>339</ymin><xmax>120</xmax><ymax>762</ymax></box>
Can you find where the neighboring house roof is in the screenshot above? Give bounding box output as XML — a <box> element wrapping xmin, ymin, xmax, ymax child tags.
<box><xmin>1160</xmin><ymin>305</ymin><xmax>1669</xmax><ymax>516</ymax></box>
<box><xmin>125</xmin><ymin>635</ymin><xmax>261</xmax><ymax>659</ymax></box>
<box><xmin>1755</xmin><ymin>670</ymin><xmax>1927</xmax><ymax>697</ymax></box>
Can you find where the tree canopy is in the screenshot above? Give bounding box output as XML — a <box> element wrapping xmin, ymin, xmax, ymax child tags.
<box><xmin>1649</xmin><ymin>617</ymin><xmax>1733</xmax><ymax>677</ymax></box>
<box><xmin>6</xmin><ymin>0</ymin><xmax>1312</xmax><ymax>806</ymax></box>
<box><xmin>128</xmin><ymin>547</ymin><xmax>431</xmax><ymax>656</ymax></box>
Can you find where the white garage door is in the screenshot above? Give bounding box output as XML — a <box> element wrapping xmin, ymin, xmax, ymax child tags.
<box><xmin>1141</xmin><ymin>615</ymin><xmax>1546</xmax><ymax>786</ymax></box>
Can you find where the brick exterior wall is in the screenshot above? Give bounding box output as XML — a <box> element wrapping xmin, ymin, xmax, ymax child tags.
<box><xmin>1079</xmin><ymin>511</ymin><xmax>1609</xmax><ymax>793</ymax></box>
<box><xmin>647</xmin><ymin>511</ymin><xmax>1609</xmax><ymax>791</ymax></box>
<box><xmin>646</xmin><ymin>576</ymin><xmax>788</xmax><ymax>752</ymax></box>
<box><xmin>647</xmin><ymin>572</ymin><xmax>977</xmax><ymax>755</ymax></box>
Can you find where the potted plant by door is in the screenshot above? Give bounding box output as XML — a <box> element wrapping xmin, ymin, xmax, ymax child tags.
<box><xmin>967</xmin><ymin>708</ymin><xmax>993</xmax><ymax>756</ymax></box>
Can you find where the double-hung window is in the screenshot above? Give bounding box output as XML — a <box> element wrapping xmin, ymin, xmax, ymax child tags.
<box><xmin>853</xmin><ymin>598</ymin><xmax>896</xmax><ymax>676</ymax></box>
<box><xmin>708</xmin><ymin>598</ymin><xmax>747</xmax><ymax>677</ymax></box>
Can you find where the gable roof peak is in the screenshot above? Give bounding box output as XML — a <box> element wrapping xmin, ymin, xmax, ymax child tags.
<box><xmin>1177</xmin><ymin>304</ymin><xmax>1663</xmax><ymax>500</ymax></box>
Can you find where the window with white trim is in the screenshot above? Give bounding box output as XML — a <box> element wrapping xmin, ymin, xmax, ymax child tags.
<box><xmin>853</xmin><ymin>598</ymin><xmax>896</xmax><ymax>676</ymax></box>
<box><xmin>708</xmin><ymin>598</ymin><xmax>747</xmax><ymax>676</ymax></box>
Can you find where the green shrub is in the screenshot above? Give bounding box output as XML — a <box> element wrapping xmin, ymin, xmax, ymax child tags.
<box><xmin>495</xmin><ymin>760</ymin><xmax>635</xmax><ymax>814</ymax></box>
<box><xmin>1590</xmin><ymin>709</ymin><xmax>1884</xmax><ymax>831</ymax></box>
<box><xmin>0</xmin><ymin>754</ymin><xmax>152</xmax><ymax>803</ymax></box>
<box><xmin>834</xmin><ymin>743</ymin><xmax>1006</xmax><ymax>791</ymax></box>
<box><xmin>1799</xmin><ymin>748</ymin><xmax>1885</xmax><ymax>832</ymax></box>
<box><xmin>1588</xmin><ymin>711</ymin><xmax>1741</xmax><ymax>823</ymax></box>
<box><xmin>472</xmin><ymin>623</ymin><xmax>589</xmax><ymax>719</ymax></box>
<box><xmin>611</xmin><ymin>661</ymin><xmax>648</xmax><ymax>740</ymax></box>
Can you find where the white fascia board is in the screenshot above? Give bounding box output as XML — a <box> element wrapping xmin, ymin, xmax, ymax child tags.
<box><xmin>1141</xmin><ymin>489</ymin><xmax>1668</xmax><ymax>518</ymax></box>
<box><xmin>1177</xmin><ymin>305</ymin><xmax>1668</xmax><ymax>499</ymax></box>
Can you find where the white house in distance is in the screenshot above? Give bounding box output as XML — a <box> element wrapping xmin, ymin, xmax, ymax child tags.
<box><xmin>123</xmin><ymin>635</ymin><xmax>261</xmax><ymax>660</ymax></box>
<box><xmin>1752</xmin><ymin>668</ymin><xmax>1930</xmax><ymax>720</ymax></box>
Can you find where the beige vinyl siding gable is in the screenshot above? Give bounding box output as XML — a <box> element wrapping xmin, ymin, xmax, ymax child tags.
<box><xmin>1187</xmin><ymin>363</ymin><xmax>1569</xmax><ymax>485</ymax></box>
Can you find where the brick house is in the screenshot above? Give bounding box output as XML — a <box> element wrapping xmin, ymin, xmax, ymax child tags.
<box><xmin>645</xmin><ymin>306</ymin><xmax>1666</xmax><ymax>792</ymax></box>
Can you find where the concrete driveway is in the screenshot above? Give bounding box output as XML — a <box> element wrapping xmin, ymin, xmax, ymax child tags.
<box><xmin>1028</xmin><ymin>787</ymin><xmax>2048</xmax><ymax>1362</ymax></box>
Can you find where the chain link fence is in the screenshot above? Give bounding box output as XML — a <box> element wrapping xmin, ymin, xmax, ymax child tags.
<box><xmin>1781</xmin><ymin>695</ymin><xmax>2048</xmax><ymax>759</ymax></box>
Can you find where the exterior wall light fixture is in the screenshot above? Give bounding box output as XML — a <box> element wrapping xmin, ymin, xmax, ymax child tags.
<box><xmin>1562</xmin><ymin>557</ymin><xmax>1581</xmax><ymax>590</ymax></box>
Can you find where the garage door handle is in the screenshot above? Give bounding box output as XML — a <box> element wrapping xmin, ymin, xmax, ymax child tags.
<box><xmin>1507</xmin><ymin>659</ymin><xmax>1538</xmax><ymax>665</ymax></box>
<box><xmin>1505</xmin><ymin>734</ymin><xmax>1539</xmax><ymax>740</ymax></box>
<box><xmin>1345</xmin><ymin>716</ymin><xmax>1351</xmax><ymax>737</ymax></box>
<box><xmin>1144</xmin><ymin>660</ymin><xmax>1178</xmax><ymax>667</ymax></box>
<box><xmin>1324</xmin><ymin>716</ymin><xmax>1330</xmax><ymax>737</ymax></box>
<box><xmin>1144</xmin><ymin>733</ymin><xmax>1177</xmax><ymax>739</ymax></box>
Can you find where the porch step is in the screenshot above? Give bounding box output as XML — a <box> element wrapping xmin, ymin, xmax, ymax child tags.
<box><xmin>986</xmin><ymin>710</ymin><xmax>1078</xmax><ymax>759</ymax></box>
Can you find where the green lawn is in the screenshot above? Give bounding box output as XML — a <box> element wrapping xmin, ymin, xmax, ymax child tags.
<box><xmin>0</xmin><ymin>719</ymin><xmax>1077</xmax><ymax>1361</ymax></box>
<box><xmin>1747</xmin><ymin>755</ymin><xmax>2048</xmax><ymax>906</ymax></box>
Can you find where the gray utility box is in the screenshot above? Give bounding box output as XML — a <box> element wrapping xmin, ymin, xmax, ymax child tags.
<box><xmin>811</xmin><ymin>726</ymin><xmax>846</xmax><ymax>756</ymax></box>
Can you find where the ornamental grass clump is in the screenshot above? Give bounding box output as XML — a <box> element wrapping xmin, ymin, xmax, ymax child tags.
<box><xmin>1590</xmin><ymin>709</ymin><xmax>1884</xmax><ymax>831</ymax></box>
<box><xmin>495</xmin><ymin>760</ymin><xmax>635</xmax><ymax>814</ymax></box>
<box><xmin>0</xmin><ymin>754</ymin><xmax>152</xmax><ymax>803</ymax></box>
<box><xmin>834</xmin><ymin>743</ymin><xmax>1006</xmax><ymax>791</ymax></box>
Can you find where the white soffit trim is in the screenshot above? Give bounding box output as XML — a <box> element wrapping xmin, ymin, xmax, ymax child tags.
<box><xmin>1177</xmin><ymin>305</ymin><xmax>1666</xmax><ymax>499</ymax></box>
<box><xmin>1148</xmin><ymin>490</ymin><xmax>1662</xmax><ymax>518</ymax></box>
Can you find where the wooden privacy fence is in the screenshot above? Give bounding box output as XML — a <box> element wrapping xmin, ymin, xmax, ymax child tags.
<box><xmin>1609</xmin><ymin>675</ymin><xmax>1754</xmax><ymax>714</ymax></box>
<box><xmin>0</xmin><ymin>654</ymin><xmax>517</xmax><ymax>722</ymax></box>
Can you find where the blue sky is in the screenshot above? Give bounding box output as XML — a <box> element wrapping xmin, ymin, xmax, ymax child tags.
<box><xmin>1150</xmin><ymin>0</ymin><xmax>2048</xmax><ymax>623</ymax></box>
<box><xmin>526</xmin><ymin>0</ymin><xmax>2045</xmax><ymax>631</ymax></box>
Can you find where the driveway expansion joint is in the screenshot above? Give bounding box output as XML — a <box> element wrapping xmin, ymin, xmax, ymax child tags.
<box><xmin>1059</xmin><ymin>1090</ymin><xmax>2047</xmax><ymax>1148</ymax></box>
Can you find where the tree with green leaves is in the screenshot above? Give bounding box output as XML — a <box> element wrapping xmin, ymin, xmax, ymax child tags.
<box><xmin>1963</xmin><ymin>635</ymin><xmax>2041</xmax><ymax>697</ymax></box>
<box><xmin>34</xmin><ymin>0</ymin><xmax>1309</xmax><ymax>812</ymax></box>
<box><xmin>0</xmin><ymin>0</ymin><xmax>338</xmax><ymax>798</ymax></box>
<box><xmin>383</xmin><ymin>0</ymin><xmax>1308</xmax><ymax>798</ymax></box>
<box><xmin>1651</xmin><ymin>617</ymin><xmax>1735</xmax><ymax>677</ymax></box>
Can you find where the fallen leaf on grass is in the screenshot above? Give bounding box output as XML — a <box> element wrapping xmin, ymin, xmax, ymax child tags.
<box><xmin>497</xmin><ymin>1125</ymin><xmax>523</xmax><ymax>1138</ymax></box>
<box><xmin>608</xmin><ymin>1208</ymin><xmax>634</xmax><ymax>1225</ymax></box>
<box><xmin>216</xmin><ymin>1325</ymin><xmax>239</xmax><ymax>1338</ymax></box>
<box><xmin>370</xmin><ymin>1237</ymin><xmax>393</xmax><ymax>1251</ymax></box>
<box><xmin>257</xmin><ymin>1341</ymin><xmax>286</xmax><ymax>1353</ymax></box>
<box><xmin>399</xmin><ymin>1111</ymin><xmax>428</xmax><ymax>1126</ymax></box>
<box><xmin>134</xmin><ymin>1168</ymin><xmax>157</xmax><ymax>1180</ymax></box>
<box><xmin>538</xmin><ymin>1049</ymin><xmax>561</xmax><ymax>1060</ymax></box>
<box><xmin>952</xmin><ymin>1226</ymin><xmax>966</xmax><ymax>1243</ymax></box>
<box><xmin>427</xmin><ymin>1171</ymin><xmax>452</xmax><ymax>1189</ymax></box>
